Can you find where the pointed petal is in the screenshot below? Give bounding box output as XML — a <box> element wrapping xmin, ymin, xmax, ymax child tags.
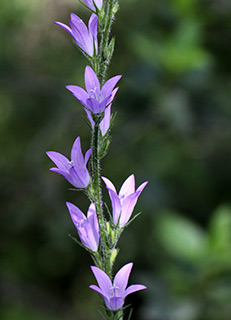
<box><xmin>84</xmin><ymin>108</ymin><xmax>94</xmax><ymax>128</ymax></box>
<box><xmin>88</xmin><ymin>14</ymin><xmax>98</xmax><ymax>38</ymax></box>
<box><xmin>119</xmin><ymin>174</ymin><xmax>135</xmax><ymax>198</ymax></box>
<box><xmin>83</xmin><ymin>0</ymin><xmax>95</xmax><ymax>11</ymax></box>
<box><xmin>66</xmin><ymin>85</ymin><xmax>88</xmax><ymax>105</ymax></box>
<box><xmin>120</xmin><ymin>192</ymin><xmax>140</xmax><ymax>226</ymax></box>
<box><xmin>136</xmin><ymin>181</ymin><xmax>148</xmax><ymax>193</ymax></box>
<box><xmin>71</xmin><ymin>137</ymin><xmax>84</xmax><ymax>166</ymax></box>
<box><xmin>85</xmin><ymin>66</ymin><xmax>100</xmax><ymax>96</ymax></box>
<box><xmin>114</xmin><ymin>263</ymin><xmax>133</xmax><ymax>295</ymax></box>
<box><xmin>70</xmin><ymin>19</ymin><xmax>93</xmax><ymax>56</ymax></box>
<box><xmin>54</xmin><ymin>21</ymin><xmax>73</xmax><ymax>37</ymax></box>
<box><xmin>49</xmin><ymin>168</ymin><xmax>74</xmax><ymax>185</ymax></box>
<box><xmin>70</xmin><ymin>165</ymin><xmax>90</xmax><ymax>188</ymax></box>
<box><xmin>88</xmin><ymin>14</ymin><xmax>98</xmax><ymax>53</ymax></box>
<box><xmin>66</xmin><ymin>202</ymin><xmax>86</xmax><ymax>227</ymax></box>
<box><xmin>91</xmin><ymin>266</ymin><xmax>112</xmax><ymax>297</ymax></box>
<box><xmin>107</xmin><ymin>87</ymin><xmax>119</xmax><ymax>105</ymax></box>
<box><xmin>101</xmin><ymin>176</ymin><xmax>117</xmax><ymax>194</ymax></box>
<box><xmin>124</xmin><ymin>284</ymin><xmax>147</xmax><ymax>298</ymax></box>
<box><xmin>94</xmin><ymin>0</ymin><xmax>103</xmax><ymax>10</ymax></box>
<box><xmin>100</xmin><ymin>104</ymin><xmax>111</xmax><ymax>136</ymax></box>
<box><xmin>98</xmin><ymin>95</ymin><xmax>111</xmax><ymax>113</ymax></box>
<box><xmin>101</xmin><ymin>75</ymin><xmax>122</xmax><ymax>100</ymax></box>
<box><xmin>108</xmin><ymin>188</ymin><xmax>122</xmax><ymax>225</ymax></box>
<box><xmin>89</xmin><ymin>285</ymin><xmax>105</xmax><ymax>297</ymax></box>
<box><xmin>46</xmin><ymin>151</ymin><xmax>70</xmax><ymax>170</ymax></box>
<box><xmin>84</xmin><ymin>148</ymin><xmax>92</xmax><ymax>165</ymax></box>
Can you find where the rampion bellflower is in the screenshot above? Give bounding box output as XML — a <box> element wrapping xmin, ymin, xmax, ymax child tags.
<box><xmin>83</xmin><ymin>0</ymin><xmax>103</xmax><ymax>11</ymax></box>
<box><xmin>66</xmin><ymin>202</ymin><xmax>99</xmax><ymax>251</ymax></box>
<box><xmin>90</xmin><ymin>262</ymin><xmax>146</xmax><ymax>311</ymax></box>
<box><xmin>66</xmin><ymin>65</ymin><xmax>121</xmax><ymax>114</ymax></box>
<box><xmin>102</xmin><ymin>174</ymin><xmax>148</xmax><ymax>226</ymax></box>
<box><xmin>46</xmin><ymin>136</ymin><xmax>92</xmax><ymax>189</ymax></box>
<box><xmin>55</xmin><ymin>13</ymin><xmax>98</xmax><ymax>57</ymax></box>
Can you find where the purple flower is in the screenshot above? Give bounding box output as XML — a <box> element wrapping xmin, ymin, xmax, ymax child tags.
<box><xmin>89</xmin><ymin>262</ymin><xmax>146</xmax><ymax>311</ymax></box>
<box><xmin>66</xmin><ymin>202</ymin><xmax>99</xmax><ymax>251</ymax></box>
<box><xmin>102</xmin><ymin>174</ymin><xmax>148</xmax><ymax>226</ymax></box>
<box><xmin>66</xmin><ymin>65</ymin><xmax>121</xmax><ymax>114</ymax></box>
<box><xmin>85</xmin><ymin>104</ymin><xmax>111</xmax><ymax>136</ymax></box>
<box><xmin>46</xmin><ymin>136</ymin><xmax>92</xmax><ymax>189</ymax></box>
<box><xmin>83</xmin><ymin>0</ymin><xmax>103</xmax><ymax>11</ymax></box>
<box><xmin>55</xmin><ymin>13</ymin><xmax>98</xmax><ymax>57</ymax></box>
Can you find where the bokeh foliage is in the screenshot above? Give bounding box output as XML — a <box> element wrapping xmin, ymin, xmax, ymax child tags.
<box><xmin>1</xmin><ymin>0</ymin><xmax>231</xmax><ymax>319</ymax></box>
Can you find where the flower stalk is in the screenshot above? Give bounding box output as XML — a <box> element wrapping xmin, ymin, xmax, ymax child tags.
<box><xmin>46</xmin><ymin>1</ymin><xmax>147</xmax><ymax>318</ymax></box>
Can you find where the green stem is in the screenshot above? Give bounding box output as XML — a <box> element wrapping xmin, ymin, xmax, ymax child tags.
<box><xmin>98</xmin><ymin>0</ymin><xmax>116</xmax><ymax>83</ymax></box>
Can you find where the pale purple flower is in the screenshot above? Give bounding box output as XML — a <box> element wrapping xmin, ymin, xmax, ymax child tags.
<box><xmin>83</xmin><ymin>0</ymin><xmax>103</xmax><ymax>11</ymax></box>
<box><xmin>66</xmin><ymin>65</ymin><xmax>121</xmax><ymax>114</ymax></box>
<box><xmin>46</xmin><ymin>136</ymin><xmax>92</xmax><ymax>189</ymax></box>
<box><xmin>55</xmin><ymin>13</ymin><xmax>98</xmax><ymax>56</ymax></box>
<box><xmin>66</xmin><ymin>202</ymin><xmax>99</xmax><ymax>251</ymax></box>
<box><xmin>90</xmin><ymin>262</ymin><xmax>146</xmax><ymax>311</ymax></box>
<box><xmin>102</xmin><ymin>174</ymin><xmax>148</xmax><ymax>226</ymax></box>
<box><xmin>85</xmin><ymin>104</ymin><xmax>111</xmax><ymax>136</ymax></box>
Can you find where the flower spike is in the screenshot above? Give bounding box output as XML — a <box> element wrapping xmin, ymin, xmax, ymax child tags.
<box><xmin>46</xmin><ymin>136</ymin><xmax>92</xmax><ymax>189</ymax></box>
<box><xmin>89</xmin><ymin>263</ymin><xmax>146</xmax><ymax>311</ymax></box>
<box><xmin>66</xmin><ymin>66</ymin><xmax>121</xmax><ymax>114</ymax></box>
<box><xmin>55</xmin><ymin>13</ymin><xmax>98</xmax><ymax>57</ymax></box>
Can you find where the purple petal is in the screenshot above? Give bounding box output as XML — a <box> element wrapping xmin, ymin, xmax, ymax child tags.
<box><xmin>70</xmin><ymin>166</ymin><xmax>90</xmax><ymax>188</ymax></box>
<box><xmin>102</xmin><ymin>176</ymin><xmax>117</xmax><ymax>193</ymax></box>
<box><xmin>89</xmin><ymin>284</ymin><xmax>105</xmax><ymax>296</ymax></box>
<box><xmin>66</xmin><ymin>85</ymin><xmax>88</xmax><ymax>105</ymax></box>
<box><xmin>71</xmin><ymin>137</ymin><xmax>84</xmax><ymax>166</ymax></box>
<box><xmin>101</xmin><ymin>75</ymin><xmax>122</xmax><ymax>100</ymax></box>
<box><xmin>88</xmin><ymin>14</ymin><xmax>98</xmax><ymax>53</ymax></box>
<box><xmin>46</xmin><ymin>151</ymin><xmax>70</xmax><ymax>170</ymax></box>
<box><xmin>108</xmin><ymin>188</ymin><xmax>122</xmax><ymax>225</ymax></box>
<box><xmin>90</xmin><ymin>266</ymin><xmax>112</xmax><ymax>297</ymax></box>
<box><xmin>83</xmin><ymin>0</ymin><xmax>95</xmax><ymax>11</ymax></box>
<box><xmin>70</xmin><ymin>19</ymin><xmax>93</xmax><ymax>56</ymax></box>
<box><xmin>94</xmin><ymin>0</ymin><xmax>103</xmax><ymax>10</ymax></box>
<box><xmin>54</xmin><ymin>21</ymin><xmax>73</xmax><ymax>37</ymax></box>
<box><xmin>124</xmin><ymin>284</ymin><xmax>147</xmax><ymax>298</ymax></box>
<box><xmin>49</xmin><ymin>167</ymin><xmax>73</xmax><ymax>184</ymax></box>
<box><xmin>120</xmin><ymin>192</ymin><xmax>140</xmax><ymax>226</ymax></box>
<box><xmin>100</xmin><ymin>104</ymin><xmax>111</xmax><ymax>136</ymax></box>
<box><xmin>84</xmin><ymin>148</ymin><xmax>92</xmax><ymax>165</ymax></box>
<box><xmin>136</xmin><ymin>181</ymin><xmax>148</xmax><ymax>193</ymax></box>
<box><xmin>119</xmin><ymin>174</ymin><xmax>135</xmax><ymax>198</ymax></box>
<box><xmin>85</xmin><ymin>108</ymin><xmax>94</xmax><ymax>128</ymax></box>
<box><xmin>113</xmin><ymin>263</ymin><xmax>133</xmax><ymax>295</ymax></box>
<box><xmin>86</xmin><ymin>97</ymin><xmax>101</xmax><ymax>114</ymax></box>
<box><xmin>107</xmin><ymin>87</ymin><xmax>119</xmax><ymax>105</ymax></box>
<box><xmin>105</xmin><ymin>297</ymin><xmax>124</xmax><ymax>311</ymax></box>
<box><xmin>98</xmin><ymin>96</ymin><xmax>111</xmax><ymax>113</ymax></box>
<box><xmin>66</xmin><ymin>202</ymin><xmax>86</xmax><ymax>227</ymax></box>
<box><xmin>85</xmin><ymin>66</ymin><xmax>100</xmax><ymax>96</ymax></box>
<box><xmin>87</xmin><ymin>203</ymin><xmax>99</xmax><ymax>234</ymax></box>
<box><xmin>70</xmin><ymin>13</ymin><xmax>82</xmax><ymax>22</ymax></box>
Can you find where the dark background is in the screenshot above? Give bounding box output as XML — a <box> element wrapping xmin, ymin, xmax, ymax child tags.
<box><xmin>1</xmin><ymin>0</ymin><xmax>231</xmax><ymax>319</ymax></box>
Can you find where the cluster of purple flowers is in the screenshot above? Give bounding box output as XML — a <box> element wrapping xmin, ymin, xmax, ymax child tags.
<box><xmin>47</xmin><ymin>0</ymin><xmax>147</xmax><ymax>313</ymax></box>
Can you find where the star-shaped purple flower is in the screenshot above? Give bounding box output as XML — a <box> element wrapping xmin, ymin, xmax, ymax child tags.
<box><xmin>55</xmin><ymin>13</ymin><xmax>98</xmax><ymax>57</ymax></box>
<box><xmin>83</xmin><ymin>0</ymin><xmax>103</xmax><ymax>11</ymax></box>
<box><xmin>90</xmin><ymin>262</ymin><xmax>146</xmax><ymax>311</ymax></box>
<box><xmin>66</xmin><ymin>65</ymin><xmax>121</xmax><ymax>114</ymax></box>
<box><xmin>46</xmin><ymin>136</ymin><xmax>92</xmax><ymax>189</ymax></box>
<box><xmin>66</xmin><ymin>202</ymin><xmax>99</xmax><ymax>252</ymax></box>
<box><xmin>102</xmin><ymin>174</ymin><xmax>148</xmax><ymax>226</ymax></box>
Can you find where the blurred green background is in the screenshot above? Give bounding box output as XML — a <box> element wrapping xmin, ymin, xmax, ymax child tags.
<box><xmin>1</xmin><ymin>0</ymin><xmax>231</xmax><ymax>319</ymax></box>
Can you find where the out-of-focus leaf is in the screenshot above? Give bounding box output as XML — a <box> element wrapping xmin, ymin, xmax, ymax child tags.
<box><xmin>155</xmin><ymin>210</ymin><xmax>209</xmax><ymax>262</ymax></box>
<box><xmin>209</xmin><ymin>205</ymin><xmax>231</xmax><ymax>256</ymax></box>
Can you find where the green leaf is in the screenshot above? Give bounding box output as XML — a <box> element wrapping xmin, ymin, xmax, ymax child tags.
<box><xmin>156</xmin><ymin>210</ymin><xmax>209</xmax><ymax>262</ymax></box>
